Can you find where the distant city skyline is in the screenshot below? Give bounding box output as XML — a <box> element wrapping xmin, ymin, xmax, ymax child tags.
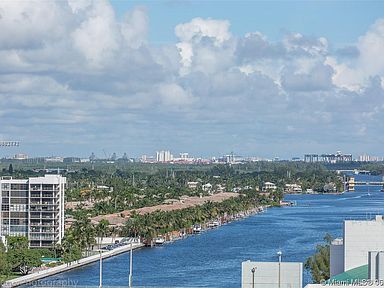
<box><xmin>1</xmin><ymin>1</ymin><xmax>384</xmax><ymax>157</ymax></box>
<box><xmin>2</xmin><ymin>147</ymin><xmax>384</xmax><ymax>164</ymax></box>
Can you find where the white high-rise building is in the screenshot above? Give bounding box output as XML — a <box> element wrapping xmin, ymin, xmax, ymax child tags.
<box><xmin>156</xmin><ymin>150</ymin><xmax>173</xmax><ymax>162</ymax></box>
<box><xmin>180</xmin><ymin>153</ymin><xmax>189</xmax><ymax>160</ymax></box>
<box><xmin>0</xmin><ymin>175</ymin><xmax>66</xmax><ymax>248</ymax></box>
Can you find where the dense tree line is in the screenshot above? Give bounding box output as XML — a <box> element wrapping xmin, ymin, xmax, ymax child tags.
<box><xmin>121</xmin><ymin>192</ymin><xmax>278</xmax><ymax>241</ymax></box>
<box><xmin>62</xmin><ymin>162</ymin><xmax>343</xmax><ymax>218</ymax></box>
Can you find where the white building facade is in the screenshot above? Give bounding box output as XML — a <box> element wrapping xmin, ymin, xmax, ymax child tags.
<box><xmin>242</xmin><ymin>260</ymin><xmax>302</xmax><ymax>288</ymax></box>
<box><xmin>330</xmin><ymin>215</ymin><xmax>384</xmax><ymax>277</ymax></box>
<box><xmin>0</xmin><ymin>175</ymin><xmax>66</xmax><ymax>248</ymax></box>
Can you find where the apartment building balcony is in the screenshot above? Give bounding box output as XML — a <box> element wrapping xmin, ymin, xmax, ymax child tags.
<box><xmin>29</xmin><ymin>236</ymin><xmax>55</xmax><ymax>241</ymax></box>
<box><xmin>41</xmin><ymin>214</ymin><xmax>55</xmax><ymax>219</ymax></box>
<box><xmin>30</xmin><ymin>228</ymin><xmax>55</xmax><ymax>233</ymax></box>
<box><xmin>30</xmin><ymin>213</ymin><xmax>41</xmax><ymax>219</ymax></box>
<box><xmin>30</xmin><ymin>221</ymin><xmax>59</xmax><ymax>227</ymax></box>
<box><xmin>30</xmin><ymin>202</ymin><xmax>56</xmax><ymax>206</ymax></box>
<box><xmin>30</xmin><ymin>207</ymin><xmax>56</xmax><ymax>212</ymax></box>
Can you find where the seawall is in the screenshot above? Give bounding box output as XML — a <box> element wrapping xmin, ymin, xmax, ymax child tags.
<box><xmin>3</xmin><ymin>242</ymin><xmax>144</xmax><ymax>288</ymax></box>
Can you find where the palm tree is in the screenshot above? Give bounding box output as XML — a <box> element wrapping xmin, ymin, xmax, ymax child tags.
<box><xmin>96</xmin><ymin>219</ymin><xmax>110</xmax><ymax>249</ymax></box>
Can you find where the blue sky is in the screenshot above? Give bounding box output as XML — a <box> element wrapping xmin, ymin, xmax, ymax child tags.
<box><xmin>1</xmin><ymin>0</ymin><xmax>384</xmax><ymax>159</ymax></box>
<box><xmin>111</xmin><ymin>0</ymin><xmax>384</xmax><ymax>45</ymax></box>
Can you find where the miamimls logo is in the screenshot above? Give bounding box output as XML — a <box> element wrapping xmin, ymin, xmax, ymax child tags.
<box><xmin>320</xmin><ymin>278</ymin><xmax>384</xmax><ymax>286</ymax></box>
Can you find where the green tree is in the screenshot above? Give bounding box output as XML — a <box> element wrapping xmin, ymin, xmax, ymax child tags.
<box><xmin>95</xmin><ymin>219</ymin><xmax>110</xmax><ymax>249</ymax></box>
<box><xmin>6</xmin><ymin>237</ymin><xmax>41</xmax><ymax>275</ymax></box>
<box><xmin>305</xmin><ymin>233</ymin><xmax>333</xmax><ymax>283</ymax></box>
<box><xmin>8</xmin><ymin>164</ymin><xmax>13</xmax><ymax>174</ymax></box>
<box><xmin>0</xmin><ymin>242</ymin><xmax>10</xmax><ymax>283</ymax></box>
<box><xmin>60</xmin><ymin>232</ymin><xmax>83</xmax><ymax>263</ymax></box>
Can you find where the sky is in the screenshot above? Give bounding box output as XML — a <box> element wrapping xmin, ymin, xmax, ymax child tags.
<box><xmin>1</xmin><ymin>0</ymin><xmax>384</xmax><ymax>159</ymax></box>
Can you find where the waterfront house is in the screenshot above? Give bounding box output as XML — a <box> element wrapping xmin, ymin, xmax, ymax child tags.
<box><xmin>187</xmin><ymin>181</ymin><xmax>199</xmax><ymax>189</ymax></box>
<box><xmin>202</xmin><ymin>183</ymin><xmax>213</xmax><ymax>192</ymax></box>
<box><xmin>262</xmin><ymin>182</ymin><xmax>277</xmax><ymax>192</ymax></box>
<box><xmin>285</xmin><ymin>184</ymin><xmax>302</xmax><ymax>193</ymax></box>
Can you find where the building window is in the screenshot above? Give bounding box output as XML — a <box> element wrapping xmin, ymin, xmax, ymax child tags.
<box><xmin>1</xmin><ymin>184</ymin><xmax>10</xmax><ymax>190</ymax></box>
<box><xmin>1</xmin><ymin>204</ymin><xmax>9</xmax><ymax>211</ymax></box>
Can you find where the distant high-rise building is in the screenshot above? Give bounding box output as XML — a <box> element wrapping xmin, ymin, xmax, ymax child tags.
<box><xmin>14</xmin><ymin>153</ymin><xmax>28</xmax><ymax>160</ymax></box>
<box><xmin>359</xmin><ymin>154</ymin><xmax>383</xmax><ymax>162</ymax></box>
<box><xmin>0</xmin><ymin>175</ymin><xmax>66</xmax><ymax>248</ymax></box>
<box><xmin>304</xmin><ymin>151</ymin><xmax>353</xmax><ymax>163</ymax></box>
<box><xmin>156</xmin><ymin>150</ymin><xmax>173</xmax><ymax>162</ymax></box>
<box><xmin>180</xmin><ymin>153</ymin><xmax>189</xmax><ymax>160</ymax></box>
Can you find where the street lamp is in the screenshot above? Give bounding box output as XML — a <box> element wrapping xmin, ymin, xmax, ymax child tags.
<box><xmin>251</xmin><ymin>267</ymin><xmax>257</xmax><ymax>288</ymax></box>
<box><xmin>99</xmin><ymin>251</ymin><xmax>103</xmax><ymax>288</ymax></box>
<box><xmin>129</xmin><ymin>242</ymin><xmax>133</xmax><ymax>288</ymax></box>
<box><xmin>277</xmin><ymin>251</ymin><xmax>282</xmax><ymax>288</ymax></box>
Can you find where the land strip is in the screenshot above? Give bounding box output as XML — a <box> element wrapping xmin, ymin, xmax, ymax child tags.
<box><xmin>90</xmin><ymin>192</ymin><xmax>239</xmax><ymax>226</ymax></box>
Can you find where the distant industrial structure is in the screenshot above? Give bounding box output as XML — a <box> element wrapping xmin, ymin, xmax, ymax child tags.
<box><xmin>304</xmin><ymin>151</ymin><xmax>352</xmax><ymax>163</ymax></box>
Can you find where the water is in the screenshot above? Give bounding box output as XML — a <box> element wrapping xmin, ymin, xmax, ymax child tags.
<box><xmin>32</xmin><ymin>177</ymin><xmax>384</xmax><ymax>288</ymax></box>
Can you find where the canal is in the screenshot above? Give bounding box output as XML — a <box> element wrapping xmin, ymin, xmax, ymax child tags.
<box><xmin>30</xmin><ymin>177</ymin><xmax>384</xmax><ymax>287</ymax></box>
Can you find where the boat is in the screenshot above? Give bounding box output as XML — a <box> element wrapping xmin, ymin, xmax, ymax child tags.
<box><xmin>212</xmin><ymin>220</ymin><xmax>220</xmax><ymax>227</ymax></box>
<box><xmin>192</xmin><ymin>224</ymin><xmax>202</xmax><ymax>234</ymax></box>
<box><xmin>207</xmin><ymin>220</ymin><xmax>220</xmax><ymax>228</ymax></box>
<box><xmin>154</xmin><ymin>237</ymin><xmax>165</xmax><ymax>245</ymax></box>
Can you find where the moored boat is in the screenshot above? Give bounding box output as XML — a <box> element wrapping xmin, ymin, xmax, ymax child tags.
<box><xmin>154</xmin><ymin>237</ymin><xmax>165</xmax><ymax>245</ymax></box>
<box><xmin>192</xmin><ymin>224</ymin><xmax>202</xmax><ymax>234</ymax></box>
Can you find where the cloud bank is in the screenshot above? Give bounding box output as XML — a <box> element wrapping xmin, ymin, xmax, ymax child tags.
<box><xmin>0</xmin><ymin>0</ymin><xmax>384</xmax><ymax>157</ymax></box>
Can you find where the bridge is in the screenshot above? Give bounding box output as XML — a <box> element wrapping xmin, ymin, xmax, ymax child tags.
<box><xmin>336</xmin><ymin>169</ymin><xmax>371</xmax><ymax>175</ymax></box>
<box><xmin>351</xmin><ymin>181</ymin><xmax>384</xmax><ymax>186</ymax></box>
<box><xmin>344</xmin><ymin>176</ymin><xmax>384</xmax><ymax>192</ymax></box>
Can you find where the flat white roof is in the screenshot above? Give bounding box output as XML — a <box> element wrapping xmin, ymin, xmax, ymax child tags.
<box><xmin>0</xmin><ymin>175</ymin><xmax>66</xmax><ymax>184</ymax></box>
